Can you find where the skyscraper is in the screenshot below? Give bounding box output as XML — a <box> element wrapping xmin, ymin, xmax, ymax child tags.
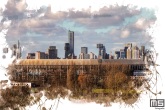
<box><xmin>16</xmin><ymin>40</ymin><xmax>21</xmax><ymax>59</ymax></box>
<box><xmin>126</xmin><ymin>43</ymin><xmax>132</xmax><ymax>48</ymax></box>
<box><xmin>132</xmin><ymin>46</ymin><xmax>140</xmax><ymax>59</ymax></box>
<box><xmin>141</xmin><ymin>46</ymin><xmax>145</xmax><ymax>60</ymax></box>
<box><xmin>115</xmin><ymin>51</ymin><xmax>120</xmax><ymax>59</ymax></box>
<box><xmin>125</xmin><ymin>43</ymin><xmax>132</xmax><ymax>59</ymax></box>
<box><xmin>127</xmin><ymin>47</ymin><xmax>132</xmax><ymax>59</ymax></box>
<box><xmin>64</xmin><ymin>43</ymin><xmax>70</xmax><ymax>58</ymax></box>
<box><xmin>120</xmin><ymin>49</ymin><xmax>125</xmax><ymax>59</ymax></box>
<box><xmin>48</xmin><ymin>46</ymin><xmax>58</xmax><ymax>59</ymax></box>
<box><xmin>11</xmin><ymin>40</ymin><xmax>21</xmax><ymax>59</ymax></box>
<box><xmin>81</xmin><ymin>47</ymin><xmax>88</xmax><ymax>54</ymax></box>
<box><xmin>97</xmin><ymin>44</ymin><xmax>107</xmax><ymax>59</ymax></box>
<box><xmin>68</xmin><ymin>30</ymin><xmax>74</xmax><ymax>56</ymax></box>
<box><xmin>124</xmin><ymin>46</ymin><xmax>128</xmax><ymax>58</ymax></box>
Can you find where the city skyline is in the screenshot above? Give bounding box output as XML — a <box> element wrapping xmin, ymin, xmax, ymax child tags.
<box><xmin>11</xmin><ymin>32</ymin><xmax>145</xmax><ymax>60</ymax></box>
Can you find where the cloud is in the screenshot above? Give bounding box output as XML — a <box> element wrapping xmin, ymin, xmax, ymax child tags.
<box><xmin>1</xmin><ymin>0</ymin><xmax>157</xmax><ymax>58</ymax></box>
<box><xmin>120</xmin><ymin>29</ymin><xmax>130</xmax><ymax>38</ymax></box>
<box><xmin>3</xmin><ymin>0</ymin><xmax>27</xmax><ymax>20</ymax></box>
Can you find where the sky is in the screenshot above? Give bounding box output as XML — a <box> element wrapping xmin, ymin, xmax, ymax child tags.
<box><xmin>0</xmin><ymin>0</ymin><xmax>157</xmax><ymax>58</ymax></box>
<box><xmin>0</xmin><ymin>0</ymin><xmax>165</xmax><ymax>110</ymax></box>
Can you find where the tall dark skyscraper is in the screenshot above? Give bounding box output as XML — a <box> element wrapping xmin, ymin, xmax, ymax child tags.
<box><xmin>64</xmin><ymin>43</ymin><xmax>70</xmax><ymax>58</ymax></box>
<box><xmin>68</xmin><ymin>30</ymin><xmax>74</xmax><ymax>56</ymax></box>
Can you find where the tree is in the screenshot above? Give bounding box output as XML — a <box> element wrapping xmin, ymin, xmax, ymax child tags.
<box><xmin>67</xmin><ymin>64</ymin><xmax>77</xmax><ymax>91</ymax></box>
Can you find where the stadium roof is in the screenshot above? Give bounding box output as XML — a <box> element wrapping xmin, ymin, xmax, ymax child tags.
<box><xmin>16</xmin><ymin>59</ymin><xmax>145</xmax><ymax>66</ymax></box>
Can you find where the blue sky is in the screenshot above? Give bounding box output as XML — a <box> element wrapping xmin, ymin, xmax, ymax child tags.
<box><xmin>0</xmin><ymin>0</ymin><xmax>156</xmax><ymax>58</ymax></box>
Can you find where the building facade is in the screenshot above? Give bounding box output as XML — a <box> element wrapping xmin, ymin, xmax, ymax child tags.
<box><xmin>81</xmin><ymin>47</ymin><xmax>88</xmax><ymax>54</ymax></box>
<box><xmin>127</xmin><ymin>47</ymin><xmax>132</xmax><ymax>59</ymax></box>
<box><xmin>68</xmin><ymin>30</ymin><xmax>74</xmax><ymax>56</ymax></box>
<box><xmin>115</xmin><ymin>51</ymin><xmax>120</xmax><ymax>59</ymax></box>
<box><xmin>35</xmin><ymin>51</ymin><xmax>45</xmax><ymax>59</ymax></box>
<box><xmin>48</xmin><ymin>46</ymin><xmax>58</xmax><ymax>59</ymax></box>
<box><xmin>27</xmin><ymin>53</ymin><xmax>35</xmax><ymax>59</ymax></box>
<box><xmin>64</xmin><ymin>43</ymin><xmax>70</xmax><ymax>58</ymax></box>
<box><xmin>120</xmin><ymin>49</ymin><xmax>125</xmax><ymax>59</ymax></box>
<box><xmin>132</xmin><ymin>46</ymin><xmax>140</xmax><ymax>59</ymax></box>
<box><xmin>11</xmin><ymin>40</ymin><xmax>21</xmax><ymax>59</ymax></box>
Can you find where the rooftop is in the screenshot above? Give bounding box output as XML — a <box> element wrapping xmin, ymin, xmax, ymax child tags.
<box><xmin>16</xmin><ymin>59</ymin><xmax>145</xmax><ymax>66</ymax></box>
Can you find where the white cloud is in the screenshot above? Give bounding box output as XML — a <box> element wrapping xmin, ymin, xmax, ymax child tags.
<box><xmin>120</xmin><ymin>29</ymin><xmax>130</xmax><ymax>38</ymax></box>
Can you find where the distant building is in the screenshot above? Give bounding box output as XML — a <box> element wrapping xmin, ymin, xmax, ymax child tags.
<box><xmin>84</xmin><ymin>54</ymin><xmax>89</xmax><ymax>59</ymax></box>
<box><xmin>120</xmin><ymin>49</ymin><xmax>125</xmax><ymax>59</ymax></box>
<box><xmin>79</xmin><ymin>47</ymin><xmax>89</xmax><ymax>59</ymax></box>
<box><xmin>124</xmin><ymin>46</ymin><xmax>128</xmax><ymax>58</ymax></box>
<box><xmin>125</xmin><ymin>43</ymin><xmax>132</xmax><ymax>48</ymax></box>
<box><xmin>3</xmin><ymin>48</ymin><xmax>8</xmax><ymax>53</ymax></box>
<box><xmin>109</xmin><ymin>55</ymin><xmax>114</xmax><ymax>59</ymax></box>
<box><xmin>140</xmin><ymin>46</ymin><xmax>145</xmax><ymax>60</ymax></box>
<box><xmin>68</xmin><ymin>30</ymin><xmax>74</xmax><ymax>56</ymax></box>
<box><xmin>81</xmin><ymin>47</ymin><xmax>88</xmax><ymax>54</ymax></box>
<box><xmin>45</xmin><ymin>52</ymin><xmax>49</xmax><ymax>59</ymax></box>
<box><xmin>48</xmin><ymin>46</ymin><xmax>58</xmax><ymax>59</ymax></box>
<box><xmin>79</xmin><ymin>52</ymin><xmax>89</xmax><ymax>59</ymax></box>
<box><xmin>127</xmin><ymin>47</ymin><xmax>132</xmax><ymax>59</ymax></box>
<box><xmin>105</xmin><ymin>53</ymin><xmax>109</xmax><ymax>59</ymax></box>
<box><xmin>79</xmin><ymin>53</ymin><xmax>84</xmax><ymax>59</ymax></box>
<box><xmin>124</xmin><ymin>43</ymin><xmax>132</xmax><ymax>59</ymax></box>
<box><xmin>12</xmin><ymin>44</ymin><xmax>17</xmax><ymax>56</ymax></box>
<box><xmin>27</xmin><ymin>53</ymin><xmax>35</xmax><ymax>59</ymax></box>
<box><xmin>89</xmin><ymin>52</ymin><xmax>97</xmax><ymax>59</ymax></box>
<box><xmin>115</xmin><ymin>51</ymin><xmax>120</xmax><ymax>59</ymax></box>
<box><xmin>64</xmin><ymin>30</ymin><xmax>75</xmax><ymax>59</ymax></box>
<box><xmin>64</xmin><ymin>43</ymin><xmax>70</xmax><ymax>58</ymax></box>
<box><xmin>132</xmin><ymin>46</ymin><xmax>140</xmax><ymax>59</ymax></box>
<box><xmin>35</xmin><ymin>51</ymin><xmax>45</xmax><ymax>59</ymax></box>
<box><xmin>11</xmin><ymin>40</ymin><xmax>21</xmax><ymax>59</ymax></box>
<box><xmin>97</xmin><ymin>44</ymin><xmax>107</xmax><ymax>59</ymax></box>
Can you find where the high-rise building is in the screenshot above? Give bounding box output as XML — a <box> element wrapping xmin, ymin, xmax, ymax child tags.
<box><xmin>97</xmin><ymin>44</ymin><xmax>103</xmax><ymax>56</ymax></box>
<box><xmin>81</xmin><ymin>47</ymin><xmax>88</xmax><ymax>54</ymax></box>
<box><xmin>140</xmin><ymin>46</ymin><xmax>145</xmax><ymax>60</ymax></box>
<box><xmin>35</xmin><ymin>51</ymin><xmax>45</xmax><ymax>59</ymax></box>
<box><xmin>11</xmin><ymin>40</ymin><xmax>21</xmax><ymax>59</ymax></box>
<box><xmin>48</xmin><ymin>46</ymin><xmax>58</xmax><ymax>59</ymax></box>
<box><xmin>97</xmin><ymin>44</ymin><xmax>107</xmax><ymax>59</ymax></box>
<box><xmin>27</xmin><ymin>53</ymin><xmax>35</xmax><ymax>59</ymax></box>
<box><xmin>45</xmin><ymin>52</ymin><xmax>49</xmax><ymax>59</ymax></box>
<box><xmin>132</xmin><ymin>46</ymin><xmax>140</xmax><ymax>59</ymax></box>
<box><xmin>120</xmin><ymin>49</ymin><xmax>125</xmax><ymax>59</ymax></box>
<box><xmin>64</xmin><ymin>43</ymin><xmax>70</xmax><ymax>58</ymax></box>
<box><xmin>127</xmin><ymin>47</ymin><xmax>132</xmax><ymax>59</ymax></box>
<box><xmin>115</xmin><ymin>51</ymin><xmax>120</xmax><ymax>59</ymax></box>
<box><xmin>126</xmin><ymin>43</ymin><xmax>132</xmax><ymax>48</ymax></box>
<box><xmin>124</xmin><ymin>46</ymin><xmax>128</xmax><ymax>58</ymax></box>
<box><xmin>68</xmin><ymin>30</ymin><xmax>74</xmax><ymax>56</ymax></box>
